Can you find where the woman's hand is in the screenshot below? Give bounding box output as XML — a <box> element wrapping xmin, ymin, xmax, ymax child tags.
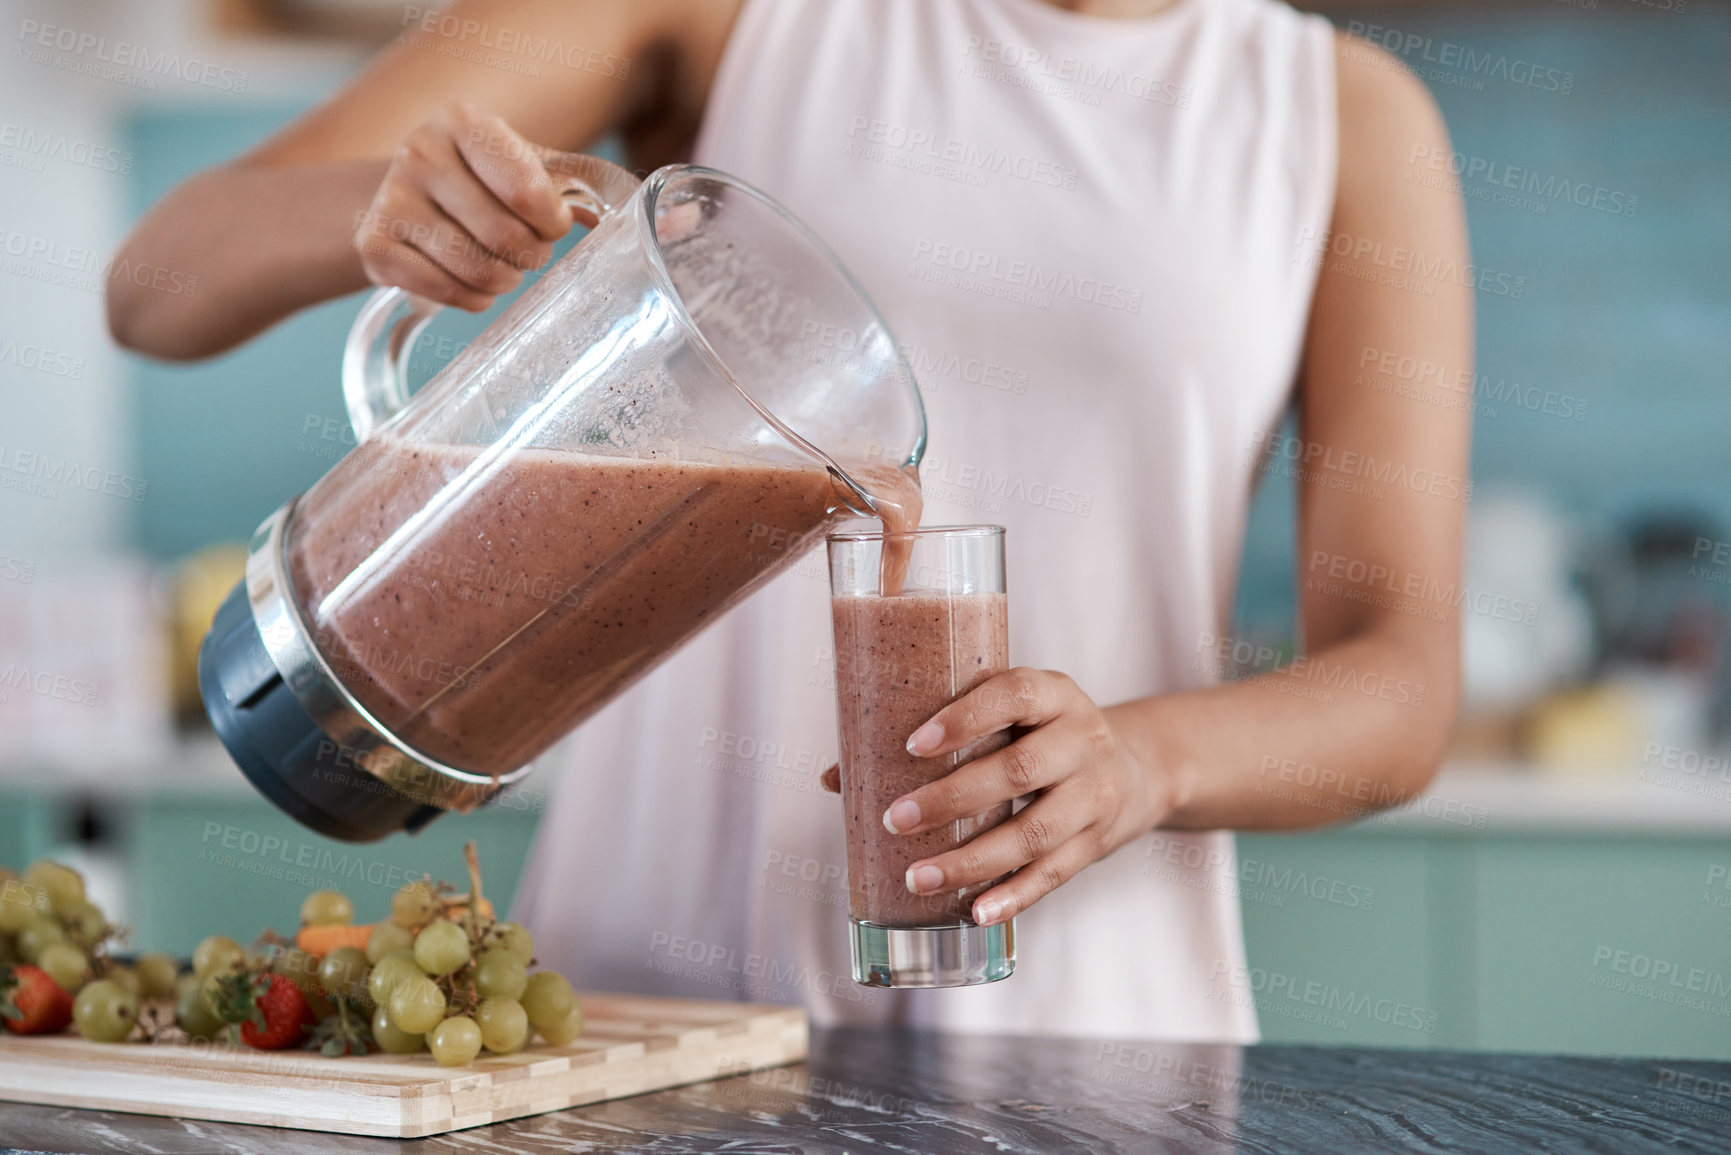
<box><xmin>354</xmin><ymin>101</ymin><xmax>583</xmax><ymax>311</ymax></box>
<box><xmin>822</xmin><ymin>668</ymin><xmax>1172</xmax><ymax>926</ymax></box>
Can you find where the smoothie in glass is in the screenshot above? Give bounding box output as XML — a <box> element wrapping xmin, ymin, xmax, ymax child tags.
<box><xmin>827</xmin><ymin>525</ymin><xmax>1016</xmax><ymax>987</ymax></box>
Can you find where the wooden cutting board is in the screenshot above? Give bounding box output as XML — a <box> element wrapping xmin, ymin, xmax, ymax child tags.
<box><xmin>0</xmin><ymin>992</ymin><xmax>807</xmax><ymax>1138</ymax></box>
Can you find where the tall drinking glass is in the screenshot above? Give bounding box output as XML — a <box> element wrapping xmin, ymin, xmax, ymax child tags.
<box><xmin>827</xmin><ymin>525</ymin><xmax>1015</xmax><ymax>988</ymax></box>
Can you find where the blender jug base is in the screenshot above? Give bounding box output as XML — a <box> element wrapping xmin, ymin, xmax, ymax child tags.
<box><xmin>199</xmin><ymin>580</ymin><xmax>446</xmax><ymax>843</ymax></box>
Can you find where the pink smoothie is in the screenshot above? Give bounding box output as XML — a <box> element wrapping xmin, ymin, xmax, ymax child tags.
<box><xmin>833</xmin><ymin>590</ymin><xmax>1011</xmax><ymax>926</ymax></box>
<box><xmin>288</xmin><ymin>436</ymin><xmax>918</xmax><ymax>778</ymax></box>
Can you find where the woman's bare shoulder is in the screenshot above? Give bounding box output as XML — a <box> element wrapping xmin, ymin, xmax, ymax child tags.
<box><xmin>1330</xmin><ymin>28</ymin><xmax>1452</xmax><ymax>177</ymax></box>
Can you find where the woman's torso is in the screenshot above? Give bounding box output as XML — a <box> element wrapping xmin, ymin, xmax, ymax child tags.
<box><xmin>516</xmin><ymin>0</ymin><xmax>1336</xmax><ymax>1040</ymax></box>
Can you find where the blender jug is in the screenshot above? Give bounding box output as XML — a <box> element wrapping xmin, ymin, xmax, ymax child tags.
<box><xmin>199</xmin><ymin>156</ymin><xmax>926</xmax><ymax>842</ymax></box>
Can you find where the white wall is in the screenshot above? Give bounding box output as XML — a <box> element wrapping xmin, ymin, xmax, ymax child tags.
<box><xmin>0</xmin><ymin>0</ymin><xmax>363</xmax><ymax>560</ymax></box>
<box><xmin>0</xmin><ymin>0</ymin><xmax>365</xmax><ymax>769</ymax></box>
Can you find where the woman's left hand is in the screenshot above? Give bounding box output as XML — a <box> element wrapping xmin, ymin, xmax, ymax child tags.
<box><xmin>822</xmin><ymin>667</ymin><xmax>1171</xmax><ymax>927</ymax></box>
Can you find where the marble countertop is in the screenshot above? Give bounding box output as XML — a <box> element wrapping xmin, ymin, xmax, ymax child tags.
<box><xmin>2</xmin><ymin>1028</ymin><xmax>1729</xmax><ymax>1153</ymax></box>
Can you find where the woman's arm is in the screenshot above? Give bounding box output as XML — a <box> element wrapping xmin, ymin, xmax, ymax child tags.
<box><xmin>852</xmin><ymin>36</ymin><xmax>1474</xmax><ymax>926</ymax></box>
<box><xmin>1126</xmin><ymin>31</ymin><xmax>1473</xmax><ymax>830</ymax></box>
<box><xmin>106</xmin><ymin>0</ymin><xmax>737</xmax><ymax>361</ymax></box>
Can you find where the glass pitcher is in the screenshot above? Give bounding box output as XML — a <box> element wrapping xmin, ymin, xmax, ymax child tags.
<box><xmin>199</xmin><ymin>156</ymin><xmax>926</xmax><ymax>842</ymax></box>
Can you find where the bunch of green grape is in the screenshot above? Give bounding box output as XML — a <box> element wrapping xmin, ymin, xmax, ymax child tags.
<box><xmin>360</xmin><ymin>880</ymin><xmax>583</xmax><ymax>1067</ymax></box>
<box><xmin>5</xmin><ymin>844</ymin><xmax>583</xmax><ymax>1065</ymax></box>
<box><xmin>0</xmin><ymin>860</ymin><xmax>182</xmax><ymax>1042</ymax></box>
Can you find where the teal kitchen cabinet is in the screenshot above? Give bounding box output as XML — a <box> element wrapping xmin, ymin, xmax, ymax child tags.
<box><xmin>126</xmin><ymin>791</ymin><xmax>543</xmax><ymax>954</ymax></box>
<box><xmin>1239</xmin><ymin>778</ymin><xmax>1731</xmax><ymax>1060</ymax></box>
<box><xmin>0</xmin><ymin>770</ymin><xmax>543</xmax><ymax>956</ymax></box>
<box><xmin>1230</xmin><ymin>831</ymin><xmax>1452</xmax><ymax>1049</ymax></box>
<box><xmin>0</xmin><ymin>794</ymin><xmax>59</xmax><ymax>879</ymax></box>
<box><xmin>1473</xmin><ymin>837</ymin><xmax>1731</xmax><ymax>1059</ymax></box>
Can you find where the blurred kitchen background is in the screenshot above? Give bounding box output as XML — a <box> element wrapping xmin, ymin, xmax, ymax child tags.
<box><xmin>1</xmin><ymin>0</ymin><xmax>1728</xmax><ymax>1058</ymax></box>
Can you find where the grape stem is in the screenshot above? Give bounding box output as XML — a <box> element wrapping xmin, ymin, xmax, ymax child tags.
<box><xmin>463</xmin><ymin>841</ymin><xmax>484</xmax><ymax>947</ymax></box>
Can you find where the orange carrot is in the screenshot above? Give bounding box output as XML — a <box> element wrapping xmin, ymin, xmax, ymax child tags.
<box><xmin>443</xmin><ymin>898</ymin><xmax>494</xmax><ymax>922</ymax></box>
<box><xmin>296</xmin><ymin>922</ymin><xmax>375</xmax><ymax>957</ymax></box>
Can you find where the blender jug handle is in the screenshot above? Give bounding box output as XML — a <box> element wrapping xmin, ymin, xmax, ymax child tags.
<box><xmin>340</xmin><ymin>154</ymin><xmax>643</xmax><ymax>443</ymax></box>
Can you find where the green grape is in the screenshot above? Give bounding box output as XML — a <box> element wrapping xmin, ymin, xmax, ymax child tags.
<box><xmin>428</xmin><ymin>1015</ymin><xmax>483</xmax><ymax>1067</ymax></box>
<box><xmin>319</xmin><ymin>946</ymin><xmax>370</xmax><ymax>997</ymax></box>
<box><xmin>412</xmin><ymin>920</ymin><xmax>469</xmax><ymax>976</ymax></box>
<box><xmin>17</xmin><ymin>915</ymin><xmax>66</xmax><ymax>962</ymax></box>
<box><xmin>475</xmin><ymin>997</ymin><xmax>528</xmax><ymax>1054</ymax></box>
<box><xmin>365</xmin><ymin>922</ymin><xmax>414</xmax><ymax>965</ymax></box>
<box><xmin>35</xmin><ymin>942</ymin><xmax>88</xmax><ymax>992</ymax></box>
<box><xmin>485</xmin><ymin>922</ymin><xmax>535</xmax><ymax>965</ymax></box>
<box><xmin>24</xmin><ymin>861</ymin><xmax>84</xmax><ymax>914</ymax></box>
<box><xmin>57</xmin><ymin>900</ymin><xmax>107</xmax><ymax>950</ymax></box>
<box><xmin>175</xmin><ymin>978</ymin><xmax>225</xmax><ymax>1039</ymax></box>
<box><xmin>367</xmin><ymin>950</ymin><xmax>422</xmax><ymax>1007</ymax></box>
<box><xmin>473</xmin><ymin>950</ymin><xmax>526</xmax><ymax>1001</ymax></box>
<box><xmin>391</xmin><ymin>880</ymin><xmax>441</xmax><ymax>929</ymax></box>
<box><xmin>193</xmin><ymin>935</ymin><xmax>245</xmax><ymax>980</ymax></box>
<box><xmin>520</xmin><ymin>971</ymin><xmax>575</xmax><ymax>1030</ymax></box>
<box><xmin>73</xmin><ymin>979</ymin><xmax>137</xmax><ymax>1043</ymax></box>
<box><xmin>135</xmin><ymin>953</ymin><xmax>180</xmax><ymax>1000</ymax></box>
<box><xmin>300</xmin><ymin>890</ymin><xmax>353</xmax><ymax>927</ymax></box>
<box><xmin>106</xmin><ymin>964</ymin><xmax>141</xmax><ymax>997</ymax></box>
<box><xmin>536</xmin><ymin>1002</ymin><xmax>585</xmax><ymax>1046</ymax></box>
<box><xmin>388</xmin><ymin>975</ymin><xmax>447</xmax><ymax>1034</ymax></box>
<box><xmin>370</xmin><ymin>1005</ymin><xmax>425</xmax><ymax>1054</ymax></box>
<box><xmin>0</xmin><ymin>881</ymin><xmax>45</xmax><ymax>933</ymax></box>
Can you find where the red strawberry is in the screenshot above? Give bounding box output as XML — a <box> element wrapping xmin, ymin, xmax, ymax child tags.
<box><xmin>0</xmin><ymin>964</ymin><xmax>74</xmax><ymax>1035</ymax></box>
<box><xmin>208</xmin><ymin>970</ymin><xmax>314</xmax><ymax>1051</ymax></box>
<box><xmin>242</xmin><ymin>974</ymin><xmax>315</xmax><ymax>1050</ymax></box>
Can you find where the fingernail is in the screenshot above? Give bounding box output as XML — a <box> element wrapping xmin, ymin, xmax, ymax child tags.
<box><xmin>906</xmin><ymin>864</ymin><xmax>945</xmax><ymax>894</ymax></box>
<box><xmin>974</xmin><ymin>899</ymin><xmax>1002</xmax><ymax>926</ymax></box>
<box><xmin>883</xmin><ymin>798</ymin><xmax>921</xmax><ymax>834</ymax></box>
<box><xmin>906</xmin><ymin>720</ymin><xmax>943</xmax><ymax>755</ymax></box>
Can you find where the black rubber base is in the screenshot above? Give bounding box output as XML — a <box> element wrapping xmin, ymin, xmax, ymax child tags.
<box><xmin>198</xmin><ymin>580</ymin><xmax>446</xmax><ymax>842</ymax></box>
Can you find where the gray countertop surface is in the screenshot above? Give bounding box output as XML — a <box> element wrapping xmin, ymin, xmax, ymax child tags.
<box><xmin>3</xmin><ymin>1027</ymin><xmax>1730</xmax><ymax>1153</ymax></box>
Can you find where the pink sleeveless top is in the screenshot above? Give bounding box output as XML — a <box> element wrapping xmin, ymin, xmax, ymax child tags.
<box><xmin>517</xmin><ymin>0</ymin><xmax>1336</xmax><ymax>1041</ymax></box>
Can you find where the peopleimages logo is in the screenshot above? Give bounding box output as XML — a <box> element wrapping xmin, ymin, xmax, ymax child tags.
<box><xmin>909</xmin><ymin>238</ymin><xmax>1143</xmax><ymax>314</ymax></box>
<box><xmin>0</xmin><ymin>665</ymin><xmax>99</xmax><ymax>708</ymax></box>
<box><xmin>398</xmin><ymin>7</ymin><xmax>630</xmax><ymax>78</ymax></box>
<box><xmin>0</xmin><ymin>444</ymin><xmax>148</xmax><ymax>502</ymax></box>
<box><xmin>1408</xmin><ymin>145</ymin><xmax>1637</xmax><ymax>218</ymax></box>
<box><xmin>1357</xmin><ymin>345</ymin><xmax>1589</xmax><ymax>423</ymax></box>
<box><xmin>16</xmin><ymin>20</ymin><xmax>249</xmax><ymax>93</ymax></box>
<box><xmin>1294</xmin><ymin>226</ymin><xmax>1525</xmax><ymax>300</ymax></box>
<box><xmin>644</xmin><ymin>931</ymin><xmax>874</xmax><ymax>1005</ymax></box>
<box><xmin>846</xmin><ymin>117</ymin><xmax>1079</xmax><ymax>191</ymax></box>
<box><xmin>1590</xmin><ymin>945</ymin><xmax>1731</xmax><ymax>1006</ymax></box>
<box><xmin>0</xmin><ymin>228</ymin><xmax>198</xmax><ymax>299</ymax></box>
<box><xmin>1194</xmin><ymin>632</ymin><xmax>1427</xmax><ymax>708</ymax></box>
<box><xmin>1209</xmin><ymin>961</ymin><xmax>1440</xmax><ymax>1033</ymax></box>
<box><xmin>1305</xmin><ymin>550</ymin><xmax>1537</xmax><ymax>626</ymax></box>
<box><xmin>959</xmin><ymin>35</ymin><xmax>1193</xmax><ymax>109</ymax></box>
<box><xmin>0</xmin><ymin>337</ymin><xmax>85</xmax><ymax>379</ymax></box>
<box><xmin>1255</xmin><ymin>429</ymin><xmax>1474</xmax><ymax>503</ymax></box>
<box><xmin>1344</xmin><ymin>21</ymin><xmax>1575</xmax><ymax>95</ymax></box>
<box><xmin>0</xmin><ymin>123</ymin><xmax>132</xmax><ymax>175</ymax></box>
